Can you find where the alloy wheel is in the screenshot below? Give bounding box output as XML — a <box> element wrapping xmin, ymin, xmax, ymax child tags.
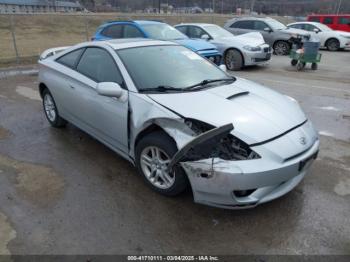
<box><xmin>140</xmin><ymin>146</ymin><xmax>175</xmax><ymax>189</ymax></box>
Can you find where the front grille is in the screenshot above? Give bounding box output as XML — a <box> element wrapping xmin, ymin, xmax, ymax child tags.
<box><xmin>207</xmin><ymin>55</ymin><xmax>222</xmax><ymax>65</ymax></box>
<box><xmin>254</xmin><ymin>57</ymin><xmax>270</xmax><ymax>62</ymax></box>
<box><xmin>264</xmin><ymin>47</ymin><xmax>269</xmax><ymax>53</ymax></box>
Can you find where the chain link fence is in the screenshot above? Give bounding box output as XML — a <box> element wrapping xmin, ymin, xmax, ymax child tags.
<box><xmin>0</xmin><ymin>13</ymin><xmax>293</xmax><ymax>67</ymax></box>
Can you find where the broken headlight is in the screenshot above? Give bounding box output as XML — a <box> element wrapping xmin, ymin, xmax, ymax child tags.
<box><xmin>184</xmin><ymin>119</ymin><xmax>260</xmax><ymax>161</ymax></box>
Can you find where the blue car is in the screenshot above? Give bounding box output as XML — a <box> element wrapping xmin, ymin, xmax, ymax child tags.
<box><xmin>92</xmin><ymin>20</ymin><xmax>222</xmax><ymax>65</ymax></box>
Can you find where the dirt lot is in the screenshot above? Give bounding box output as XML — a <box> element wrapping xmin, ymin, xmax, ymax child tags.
<box><xmin>0</xmin><ymin>50</ymin><xmax>349</xmax><ymax>256</ymax></box>
<box><xmin>0</xmin><ymin>13</ymin><xmax>294</xmax><ymax>65</ymax></box>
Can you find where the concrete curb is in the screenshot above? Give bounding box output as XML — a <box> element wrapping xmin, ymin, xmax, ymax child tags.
<box><xmin>0</xmin><ymin>65</ymin><xmax>39</xmax><ymax>79</ymax></box>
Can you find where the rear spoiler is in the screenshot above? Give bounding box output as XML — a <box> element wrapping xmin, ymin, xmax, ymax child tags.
<box><xmin>39</xmin><ymin>46</ymin><xmax>71</xmax><ymax>60</ymax></box>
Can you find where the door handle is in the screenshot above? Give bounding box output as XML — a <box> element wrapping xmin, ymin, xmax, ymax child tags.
<box><xmin>69</xmin><ymin>85</ymin><xmax>76</xmax><ymax>89</ymax></box>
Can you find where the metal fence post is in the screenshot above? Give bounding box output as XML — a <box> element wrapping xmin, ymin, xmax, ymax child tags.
<box><xmin>9</xmin><ymin>15</ymin><xmax>20</xmax><ymax>64</ymax></box>
<box><xmin>84</xmin><ymin>15</ymin><xmax>89</xmax><ymax>41</ymax></box>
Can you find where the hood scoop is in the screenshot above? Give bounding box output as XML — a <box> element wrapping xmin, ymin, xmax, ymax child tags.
<box><xmin>227</xmin><ymin>91</ymin><xmax>250</xmax><ymax>100</ymax></box>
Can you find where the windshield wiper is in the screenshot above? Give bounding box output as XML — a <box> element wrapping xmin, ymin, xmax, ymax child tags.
<box><xmin>138</xmin><ymin>85</ymin><xmax>183</xmax><ymax>93</ymax></box>
<box><xmin>184</xmin><ymin>77</ymin><xmax>236</xmax><ymax>90</ymax></box>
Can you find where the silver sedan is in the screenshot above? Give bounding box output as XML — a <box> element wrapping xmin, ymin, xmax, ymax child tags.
<box><xmin>38</xmin><ymin>39</ymin><xmax>319</xmax><ymax>209</ymax></box>
<box><xmin>175</xmin><ymin>23</ymin><xmax>272</xmax><ymax>71</ymax></box>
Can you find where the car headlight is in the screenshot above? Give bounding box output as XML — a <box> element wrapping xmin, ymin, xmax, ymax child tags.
<box><xmin>243</xmin><ymin>45</ymin><xmax>262</xmax><ymax>51</ymax></box>
<box><xmin>185</xmin><ymin>119</ymin><xmax>261</xmax><ymax>161</ymax></box>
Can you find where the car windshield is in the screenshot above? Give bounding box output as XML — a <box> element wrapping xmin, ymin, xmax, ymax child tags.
<box><xmin>203</xmin><ymin>25</ymin><xmax>234</xmax><ymax>38</ymax></box>
<box><xmin>141</xmin><ymin>24</ymin><xmax>188</xmax><ymax>40</ymax></box>
<box><xmin>267</xmin><ymin>19</ymin><xmax>287</xmax><ymax>30</ymax></box>
<box><xmin>117</xmin><ymin>45</ymin><xmax>228</xmax><ymax>91</ymax></box>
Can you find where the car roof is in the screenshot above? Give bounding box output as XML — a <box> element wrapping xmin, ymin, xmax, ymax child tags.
<box><xmin>230</xmin><ymin>16</ymin><xmax>275</xmax><ymax>21</ymax></box>
<box><xmin>103</xmin><ymin>20</ymin><xmax>164</xmax><ymax>26</ymax></box>
<box><xmin>103</xmin><ymin>38</ymin><xmax>177</xmax><ymax>49</ymax></box>
<box><xmin>288</xmin><ymin>21</ymin><xmax>321</xmax><ymax>26</ymax></box>
<box><xmin>175</xmin><ymin>23</ymin><xmax>215</xmax><ymax>27</ymax></box>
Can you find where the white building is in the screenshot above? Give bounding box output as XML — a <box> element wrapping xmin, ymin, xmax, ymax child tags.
<box><xmin>0</xmin><ymin>0</ymin><xmax>82</xmax><ymax>14</ymax></box>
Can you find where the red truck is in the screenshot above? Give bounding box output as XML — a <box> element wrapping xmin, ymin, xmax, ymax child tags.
<box><xmin>307</xmin><ymin>14</ymin><xmax>350</xmax><ymax>32</ymax></box>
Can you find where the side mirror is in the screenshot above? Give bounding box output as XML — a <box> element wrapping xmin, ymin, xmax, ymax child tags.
<box><xmin>96</xmin><ymin>82</ymin><xmax>123</xmax><ymax>98</ymax></box>
<box><xmin>219</xmin><ymin>64</ymin><xmax>227</xmax><ymax>72</ymax></box>
<box><xmin>201</xmin><ymin>34</ymin><xmax>210</xmax><ymax>40</ymax></box>
<box><xmin>313</xmin><ymin>28</ymin><xmax>320</xmax><ymax>33</ymax></box>
<box><xmin>264</xmin><ymin>27</ymin><xmax>272</xmax><ymax>33</ymax></box>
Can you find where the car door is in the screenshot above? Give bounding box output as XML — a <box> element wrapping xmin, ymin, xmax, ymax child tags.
<box><xmin>67</xmin><ymin>47</ymin><xmax>129</xmax><ymax>153</ymax></box>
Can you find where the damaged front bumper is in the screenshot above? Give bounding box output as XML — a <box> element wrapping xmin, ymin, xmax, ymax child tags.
<box><xmin>181</xmin><ymin>139</ymin><xmax>319</xmax><ymax>209</ymax></box>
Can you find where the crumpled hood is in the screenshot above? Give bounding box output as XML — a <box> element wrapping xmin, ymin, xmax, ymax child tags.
<box><xmin>148</xmin><ymin>78</ymin><xmax>306</xmax><ymax>144</ymax></box>
<box><xmin>217</xmin><ymin>32</ymin><xmax>266</xmax><ymax>46</ymax></box>
<box><xmin>281</xmin><ymin>27</ymin><xmax>310</xmax><ymax>37</ymax></box>
<box><xmin>174</xmin><ymin>38</ymin><xmax>218</xmax><ymax>52</ymax></box>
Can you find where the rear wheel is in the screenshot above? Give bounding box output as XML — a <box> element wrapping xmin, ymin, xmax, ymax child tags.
<box><xmin>291</xmin><ymin>59</ymin><xmax>298</xmax><ymax>66</ymax></box>
<box><xmin>311</xmin><ymin>63</ymin><xmax>318</xmax><ymax>70</ymax></box>
<box><xmin>326</xmin><ymin>38</ymin><xmax>340</xmax><ymax>51</ymax></box>
<box><xmin>42</xmin><ymin>89</ymin><xmax>67</xmax><ymax>128</ymax></box>
<box><xmin>135</xmin><ymin>131</ymin><xmax>189</xmax><ymax>196</ymax></box>
<box><xmin>274</xmin><ymin>41</ymin><xmax>290</xmax><ymax>56</ymax></box>
<box><xmin>224</xmin><ymin>49</ymin><xmax>243</xmax><ymax>71</ymax></box>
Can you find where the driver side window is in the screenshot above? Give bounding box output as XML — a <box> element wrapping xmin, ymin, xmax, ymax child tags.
<box><xmin>188</xmin><ymin>26</ymin><xmax>207</xmax><ymax>39</ymax></box>
<box><xmin>76</xmin><ymin>47</ymin><xmax>123</xmax><ymax>84</ymax></box>
<box><xmin>254</xmin><ymin>21</ymin><xmax>269</xmax><ymax>31</ymax></box>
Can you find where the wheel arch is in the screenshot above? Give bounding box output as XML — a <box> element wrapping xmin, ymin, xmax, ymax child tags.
<box><xmin>224</xmin><ymin>47</ymin><xmax>245</xmax><ymax>67</ymax></box>
<box><xmin>39</xmin><ymin>82</ymin><xmax>48</xmax><ymax>99</ymax></box>
<box><xmin>273</xmin><ymin>39</ymin><xmax>291</xmax><ymax>49</ymax></box>
<box><xmin>325</xmin><ymin>37</ymin><xmax>340</xmax><ymax>45</ymax></box>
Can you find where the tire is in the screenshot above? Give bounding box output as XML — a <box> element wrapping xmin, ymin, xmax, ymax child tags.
<box><xmin>296</xmin><ymin>62</ymin><xmax>305</xmax><ymax>71</ymax></box>
<box><xmin>224</xmin><ymin>49</ymin><xmax>243</xmax><ymax>71</ymax></box>
<box><xmin>273</xmin><ymin>41</ymin><xmax>291</xmax><ymax>56</ymax></box>
<box><xmin>326</xmin><ymin>38</ymin><xmax>340</xmax><ymax>51</ymax></box>
<box><xmin>135</xmin><ymin>131</ymin><xmax>189</xmax><ymax>196</ymax></box>
<box><xmin>311</xmin><ymin>63</ymin><xmax>318</xmax><ymax>70</ymax></box>
<box><xmin>42</xmin><ymin>88</ymin><xmax>67</xmax><ymax>128</ymax></box>
<box><xmin>291</xmin><ymin>59</ymin><xmax>298</xmax><ymax>66</ymax></box>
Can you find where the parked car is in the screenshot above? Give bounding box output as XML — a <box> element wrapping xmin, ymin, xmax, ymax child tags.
<box><xmin>92</xmin><ymin>20</ymin><xmax>222</xmax><ymax>65</ymax></box>
<box><xmin>307</xmin><ymin>14</ymin><xmax>350</xmax><ymax>33</ymax></box>
<box><xmin>288</xmin><ymin>21</ymin><xmax>350</xmax><ymax>51</ymax></box>
<box><xmin>38</xmin><ymin>39</ymin><xmax>319</xmax><ymax>209</ymax></box>
<box><xmin>174</xmin><ymin>23</ymin><xmax>272</xmax><ymax>71</ymax></box>
<box><xmin>224</xmin><ymin>17</ymin><xmax>310</xmax><ymax>55</ymax></box>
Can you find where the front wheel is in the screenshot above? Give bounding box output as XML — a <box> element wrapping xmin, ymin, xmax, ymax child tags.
<box><xmin>274</xmin><ymin>41</ymin><xmax>290</xmax><ymax>56</ymax></box>
<box><xmin>225</xmin><ymin>49</ymin><xmax>243</xmax><ymax>71</ymax></box>
<box><xmin>42</xmin><ymin>89</ymin><xmax>67</xmax><ymax>128</ymax></box>
<box><xmin>291</xmin><ymin>59</ymin><xmax>298</xmax><ymax>66</ymax></box>
<box><xmin>135</xmin><ymin>131</ymin><xmax>189</xmax><ymax>196</ymax></box>
<box><xmin>326</xmin><ymin>39</ymin><xmax>340</xmax><ymax>51</ymax></box>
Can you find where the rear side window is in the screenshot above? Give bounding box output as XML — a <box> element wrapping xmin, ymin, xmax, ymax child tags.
<box><xmin>124</xmin><ymin>25</ymin><xmax>144</xmax><ymax>38</ymax></box>
<box><xmin>56</xmin><ymin>48</ymin><xmax>84</xmax><ymax>69</ymax></box>
<box><xmin>231</xmin><ymin>20</ymin><xmax>254</xmax><ymax>29</ymax></box>
<box><xmin>101</xmin><ymin>25</ymin><xmax>123</xmax><ymax>38</ymax></box>
<box><xmin>187</xmin><ymin>26</ymin><xmax>207</xmax><ymax>38</ymax></box>
<box><xmin>323</xmin><ymin>17</ymin><xmax>334</xmax><ymax>24</ymax></box>
<box><xmin>339</xmin><ymin>17</ymin><xmax>350</xmax><ymax>25</ymax></box>
<box><xmin>289</xmin><ymin>24</ymin><xmax>303</xmax><ymax>29</ymax></box>
<box><xmin>309</xmin><ymin>17</ymin><xmax>320</xmax><ymax>22</ymax></box>
<box><xmin>76</xmin><ymin>47</ymin><xmax>123</xmax><ymax>84</ymax></box>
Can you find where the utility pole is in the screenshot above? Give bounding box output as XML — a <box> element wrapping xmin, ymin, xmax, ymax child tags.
<box><xmin>336</xmin><ymin>0</ymin><xmax>343</xmax><ymax>14</ymax></box>
<box><xmin>158</xmin><ymin>0</ymin><xmax>161</xmax><ymax>13</ymax></box>
<box><xmin>250</xmin><ymin>0</ymin><xmax>256</xmax><ymax>13</ymax></box>
<box><xmin>212</xmin><ymin>0</ymin><xmax>215</xmax><ymax>13</ymax></box>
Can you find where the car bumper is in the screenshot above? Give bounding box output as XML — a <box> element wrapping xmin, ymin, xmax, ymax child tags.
<box><xmin>181</xmin><ymin>138</ymin><xmax>319</xmax><ymax>210</ymax></box>
<box><xmin>243</xmin><ymin>45</ymin><xmax>272</xmax><ymax>66</ymax></box>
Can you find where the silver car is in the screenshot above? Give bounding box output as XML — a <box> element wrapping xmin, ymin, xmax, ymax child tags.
<box><xmin>38</xmin><ymin>39</ymin><xmax>319</xmax><ymax>209</ymax></box>
<box><xmin>224</xmin><ymin>17</ymin><xmax>310</xmax><ymax>55</ymax></box>
<box><xmin>175</xmin><ymin>23</ymin><xmax>272</xmax><ymax>71</ymax></box>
